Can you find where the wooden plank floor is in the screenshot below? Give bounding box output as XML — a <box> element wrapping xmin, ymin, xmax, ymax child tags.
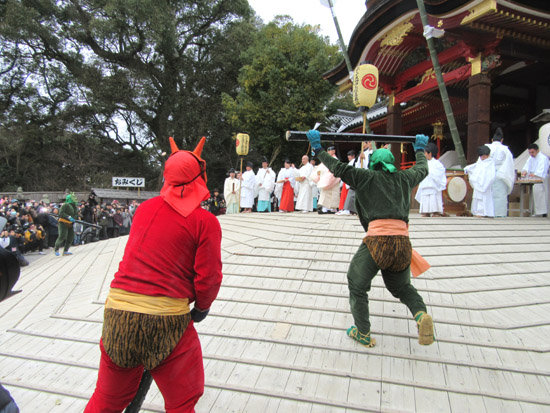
<box><xmin>1</xmin><ymin>213</ymin><xmax>550</xmax><ymax>412</ymax></box>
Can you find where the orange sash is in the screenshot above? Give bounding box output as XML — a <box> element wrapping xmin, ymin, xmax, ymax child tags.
<box><xmin>366</xmin><ymin>219</ymin><xmax>430</xmax><ymax>277</ymax></box>
<box><xmin>410</xmin><ymin>249</ymin><xmax>430</xmax><ymax>278</ymax></box>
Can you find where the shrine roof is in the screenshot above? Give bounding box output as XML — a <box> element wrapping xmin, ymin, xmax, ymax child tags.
<box><xmin>325</xmin><ymin>0</ymin><xmax>550</xmax><ymax>87</ymax></box>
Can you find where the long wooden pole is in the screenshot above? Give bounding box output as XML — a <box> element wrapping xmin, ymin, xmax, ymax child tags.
<box><xmin>416</xmin><ymin>0</ymin><xmax>466</xmax><ymax>168</ymax></box>
<box><xmin>286</xmin><ymin>130</ymin><xmax>416</xmax><ymax>144</ymax></box>
<box><xmin>360</xmin><ymin>107</ymin><xmax>372</xmax><ymax>134</ymax></box>
<box><xmin>49</xmin><ymin>213</ymin><xmax>101</xmax><ymax>229</ymax></box>
<box><xmin>326</xmin><ymin>0</ymin><xmax>352</xmax><ymax>80</ymax></box>
<box><xmin>324</xmin><ymin>0</ymin><xmax>372</xmax><ymax>134</ymax></box>
<box><xmin>361</xmin><ymin>112</ymin><xmax>367</xmax><ymax>167</ymax></box>
<box><xmin>238</xmin><ymin>157</ymin><xmax>243</xmax><ymax>212</ymax></box>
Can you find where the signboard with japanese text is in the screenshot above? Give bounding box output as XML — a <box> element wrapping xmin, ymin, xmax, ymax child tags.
<box><xmin>112</xmin><ymin>177</ymin><xmax>145</xmax><ymax>188</ymax></box>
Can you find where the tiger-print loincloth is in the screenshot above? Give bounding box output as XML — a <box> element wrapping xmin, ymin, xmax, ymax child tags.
<box><xmin>102</xmin><ymin>308</ymin><xmax>191</xmax><ymax>370</ymax></box>
<box><xmin>363</xmin><ymin>235</ymin><xmax>412</xmax><ymax>273</ymax></box>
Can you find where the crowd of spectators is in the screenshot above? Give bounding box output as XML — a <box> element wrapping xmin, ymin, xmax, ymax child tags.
<box><xmin>0</xmin><ymin>193</ymin><xmax>140</xmax><ymax>267</ymax></box>
<box><xmin>1</xmin><ymin>187</ymin><xmax>228</xmax><ymax>270</ymax></box>
<box><xmin>201</xmin><ymin>188</ymin><xmax>226</xmax><ymax>216</ymax></box>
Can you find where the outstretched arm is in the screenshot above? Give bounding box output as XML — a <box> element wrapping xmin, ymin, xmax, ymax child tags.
<box><xmin>404</xmin><ymin>151</ymin><xmax>429</xmax><ymax>187</ymax></box>
<box><xmin>317</xmin><ymin>150</ymin><xmax>367</xmax><ymax>189</ymax></box>
<box><xmin>307</xmin><ymin>130</ymin><xmax>369</xmax><ymax>188</ymax></box>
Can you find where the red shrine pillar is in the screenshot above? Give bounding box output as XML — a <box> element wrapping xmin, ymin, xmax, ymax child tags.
<box><xmin>466</xmin><ymin>72</ymin><xmax>491</xmax><ymax>163</ymax></box>
<box><xmin>386</xmin><ymin>95</ymin><xmax>403</xmax><ymax>168</ymax></box>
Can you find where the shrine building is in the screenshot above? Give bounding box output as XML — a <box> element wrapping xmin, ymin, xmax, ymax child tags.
<box><xmin>324</xmin><ymin>0</ymin><xmax>550</xmax><ymax>167</ymax></box>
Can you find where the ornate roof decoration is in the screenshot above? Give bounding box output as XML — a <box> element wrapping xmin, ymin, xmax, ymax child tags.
<box><xmin>324</xmin><ymin>0</ymin><xmax>550</xmax><ymax>87</ymax></box>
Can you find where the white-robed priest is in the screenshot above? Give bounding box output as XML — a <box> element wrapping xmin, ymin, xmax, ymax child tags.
<box><xmin>240</xmin><ymin>161</ymin><xmax>256</xmax><ymax>213</ymax></box>
<box><xmin>295</xmin><ymin>155</ymin><xmax>314</xmax><ymax>213</ymax></box>
<box><xmin>310</xmin><ymin>158</ymin><xmax>319</xmax><ymax>210</ymax></box>
<box><xmin>485</xmin><ymin>128</ymin><xmax>515</xmax><ymax>217</ymax></box>
<box><xmin>521</xmin><ymin>143</ymin><xmax>549</xmax><ymax>216</ymax></box>
<box><xmin>337</xmin><ymin>149</ymin><xmax>366</xmax><ymax>216</ymax></box>
<box><xmin>316</xmin><ymin>146</ymin><xmax>340</xmax><ymax>214</ymax></box>
<box><xmin>465</xmin><ymin>145</ymin><xmax>496</xmax><ymax>217</ymax></box>
<box><xmin>359</xmin><ymin>141</ymin><xmax>374</xmax><ymax>169</ymax></box>
<box><xmin>275</xmin><ymin>160</ymin><xmax>296</xmax><ymax>212</ymax></box>
<box><xmin>415</xmin><ymin>142</ymin><xmax>447</xmax><ymax>217</ymax></box>
<box><xmin>256</xmin><ymin>157</ymin><xmax>275</xmax><ymax>212</ymax></box>
<box><xmin>224</xmin><ymin>168</ymin><xmax>240</xmax><ymax>214</ymax></box>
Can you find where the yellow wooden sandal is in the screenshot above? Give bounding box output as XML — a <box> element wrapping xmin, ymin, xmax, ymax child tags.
<box><xmin>415</xmin><ymin>311</ymin><xmax>434</xmax><ymax>345</ymax></box>
<box><xmin>347</xmin><ymin>326</ymin><xmax>376</xmax><ymax>348</ymax></box>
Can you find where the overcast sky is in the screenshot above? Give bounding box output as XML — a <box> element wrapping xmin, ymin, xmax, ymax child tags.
<box><xmin>247</xmin><ymin>0</ymin><xmax>367</xmax><ymax>45</ymax></box>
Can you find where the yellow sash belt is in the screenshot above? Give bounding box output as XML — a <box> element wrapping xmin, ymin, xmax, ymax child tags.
<box><xmin>105</xmin><ymin>288</ymin><xmax>190</xmax><ymax>316</ymax></box>
<box><xmin>58</xmin><ymin>217</ymin><xmax>73</xmax><ymax>226</ymax></box>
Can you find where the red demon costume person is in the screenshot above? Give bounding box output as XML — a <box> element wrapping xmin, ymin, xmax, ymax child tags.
<box><xmin>85</xmin><ymin>137</ymin><xmax>222</xmax><ymax>413</ymax></box>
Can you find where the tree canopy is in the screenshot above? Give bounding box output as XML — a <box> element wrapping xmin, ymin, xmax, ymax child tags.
<box><xmin>1</xmin><ymin>0</ymin><xmax>256</xmax><ymax>191</ymax></box>
<box><xmin>1</xmin><ymin>3</ymin><xmax>348</xmax><ymax>192</ymax></box>
<box><xmin>222</xmin><ymin>16</ymin><xmax>341</xmax><ymax>168</ymax></box>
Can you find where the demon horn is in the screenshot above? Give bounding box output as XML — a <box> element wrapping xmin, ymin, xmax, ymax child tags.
<box><xmin>193</xmin><ymin>136</ymin><xmax>206</xmax><ymax>158</ymax></box>
<box><xmin>169</xmin><ymin>137</ymin><xmax>179</xmax><ymax>154</ymax></box>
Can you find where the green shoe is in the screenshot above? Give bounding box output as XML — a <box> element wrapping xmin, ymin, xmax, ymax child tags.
<box><xmin>347</xmin><ymin>326</ymin><xmax>376</xmax><ymax>348</ymax></box>
<box><xmin>415</xmin><ymin>311</ymin><xmax>434</xmax><ymax>345</ymax></box>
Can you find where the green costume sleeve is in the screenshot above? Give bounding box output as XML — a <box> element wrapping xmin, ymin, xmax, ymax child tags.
<box><xmin>58</xmin><ymin>204</ymin><xmax>70</xmax><ymax>220</ymax></box>
<box><xmin>318</xmin><ymin>148</ymin><xmax>430</xmax><ymax>227</ymax></box>
<box><xmin>403</xmin><ymin>150</ymin><xmax>429</xmax><ymax>186</ymax></box>
<box><xmin>59</xmin><ymin>203</ymin><xmax>78</xmax><ymax>220</ymax></box>
<box><xmin>317</xmin><ymin>149</ymin><xmax>428</xmax><ymax>188</ymax></box>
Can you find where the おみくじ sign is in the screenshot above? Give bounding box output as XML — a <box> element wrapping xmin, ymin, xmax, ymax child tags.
<box><xmin>112</xmin><ymin>177</ymin><xmax>145</xmax><ymax>188</ymax></box>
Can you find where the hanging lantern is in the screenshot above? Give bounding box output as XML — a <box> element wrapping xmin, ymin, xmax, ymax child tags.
<box><xmin>431</xmin><ymin>121</ymin><xmax>444</xmax><ymax>158</ymax></box>
<box><xmin>353</xmin><ymin>64</ymin><xmax>379</xmax><ymax>109</ymax></box>
<box><xmin>432</xmin><ymin>121</ymin><xmax>444</xmax><ymax>140</ymax></box>
<box><xmin>236</xmin><ymin>133</ymin><xmax>250</xmax><ymax>156</ymax></box>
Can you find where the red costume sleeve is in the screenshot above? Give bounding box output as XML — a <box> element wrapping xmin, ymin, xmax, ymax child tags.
<box><xmin>193</xmin><ymin>213</ymin><xmax>222</xmax><ymax>310</ymax></box>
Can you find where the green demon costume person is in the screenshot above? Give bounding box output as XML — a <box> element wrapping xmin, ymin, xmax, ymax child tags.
<box><xmin>55</xmin><ymin>193</ymin><xmax>78</xmax><ymax>256</ymax></box>
<box><xmin>306</xmin><ymin>130</ymin><xmax>434</xmax><ymax>348</ymax></box>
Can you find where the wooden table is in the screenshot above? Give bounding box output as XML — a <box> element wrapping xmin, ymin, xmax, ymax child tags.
<box><xmin>512</xmin><ymin>179</ymin><xmax>543</xmax><ymax>216</ymax></box>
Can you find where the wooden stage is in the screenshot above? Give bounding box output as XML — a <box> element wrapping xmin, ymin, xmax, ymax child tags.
<box><xmin>1</xmin><ymin>213</ymin><xmax>550</xmax><ymax>412</ymax></box>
